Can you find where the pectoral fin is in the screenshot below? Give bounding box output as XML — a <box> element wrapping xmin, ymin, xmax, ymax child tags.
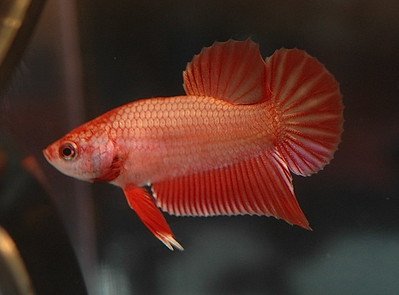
<box><xmin>123</xmin><ymin>184</ymin><xmax>183</xmax><ymax>251</ymax></box>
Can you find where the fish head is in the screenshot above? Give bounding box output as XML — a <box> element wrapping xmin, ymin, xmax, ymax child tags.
<box><xmin>43</xmin><ymin>127</ymin><xmax>117</xmax><ymax>182</ymax></box>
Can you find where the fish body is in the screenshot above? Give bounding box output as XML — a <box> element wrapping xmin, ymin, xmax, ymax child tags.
<box><xmin>44</xmin><ymin>40</ymin><xmax>343</xmax><ymax>250</ymax></box>
<box><xmin>56</xmin><ymin>95</ymin><xmax>273</xmax><ymax>185</ymax></box>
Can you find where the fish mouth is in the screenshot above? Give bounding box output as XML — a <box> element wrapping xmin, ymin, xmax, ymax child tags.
<box><xmin>43</xmin><ymin>148</ymin><xmax>52</xmax><ymax>162</ymax></box>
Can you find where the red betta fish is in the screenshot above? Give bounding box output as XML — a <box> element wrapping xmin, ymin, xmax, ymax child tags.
<box><xmin>43</xmin><ymin>40</ymin><xmax>343</xmax><ymax>250</ymax></box>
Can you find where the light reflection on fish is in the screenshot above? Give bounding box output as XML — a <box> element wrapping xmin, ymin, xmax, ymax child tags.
<box><xmin>43</xmin><ymin>40</ymin><xmax>343</xmax><ymax>250</ymax></box>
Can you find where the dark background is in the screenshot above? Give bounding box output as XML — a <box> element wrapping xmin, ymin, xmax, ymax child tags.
<box><xmin>1</xmin><ymin>0</ymin><xmax>399</xmax><ymax>294</ymax></box>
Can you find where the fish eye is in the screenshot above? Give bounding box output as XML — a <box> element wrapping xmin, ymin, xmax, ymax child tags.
<box><xmin>59</xmin><ymin>142</ymin><xmax>78</xmax><ymax>161</ymax></box>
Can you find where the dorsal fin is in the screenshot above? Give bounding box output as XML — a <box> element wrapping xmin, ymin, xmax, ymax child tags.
<box><xmin>183</xmin><ymin>39</ymin><xmax>266</xmax><ymax>104</ymax></box>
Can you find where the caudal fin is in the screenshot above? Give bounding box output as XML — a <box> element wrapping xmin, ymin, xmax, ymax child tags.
<box><xmin>265</xmin><ymin>49</ymin><xmax>343</xmax><ymax>176</ymax></box>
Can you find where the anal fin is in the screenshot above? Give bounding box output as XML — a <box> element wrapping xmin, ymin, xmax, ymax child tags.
<box><xmin>153</xmin><ymin>150</ymin><xmax>310</xmax><ymax>229</ymax></box>
<box><xmin>124</xmin><ymin>185</ymin><xmax>183</xmax><ymax>250</ymax></box>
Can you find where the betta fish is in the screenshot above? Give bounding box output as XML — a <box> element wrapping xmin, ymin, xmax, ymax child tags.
<box><xmin>43</xmin><ymin>39</ymin><xmax>343</xmax><ymax>250</ymax></box>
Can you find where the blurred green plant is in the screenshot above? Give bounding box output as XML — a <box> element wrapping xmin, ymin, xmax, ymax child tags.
<box><xmin>0</xmin><ymin>0</ymin><xmax>46</xmax><ymax>93</ymax></box>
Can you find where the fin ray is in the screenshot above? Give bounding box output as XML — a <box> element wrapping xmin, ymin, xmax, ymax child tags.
<box><xmin>183</xmin><ymin>39</ymin><xmax>266</xmax><ymax>104</ymax></box>
<box><xmin>124</xmin><ymin>185</ymin><xmax>183</xmax><ymax>250</ymax></box>
<box><xmin>153</xmin><ymin>151</ymin><xmax>310</xmax><ymax>229</ymax></box>
<box><xmin>266</xmin><ymin>48</ymin><xmax>343</xmax><ymax>176</ymax></box>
